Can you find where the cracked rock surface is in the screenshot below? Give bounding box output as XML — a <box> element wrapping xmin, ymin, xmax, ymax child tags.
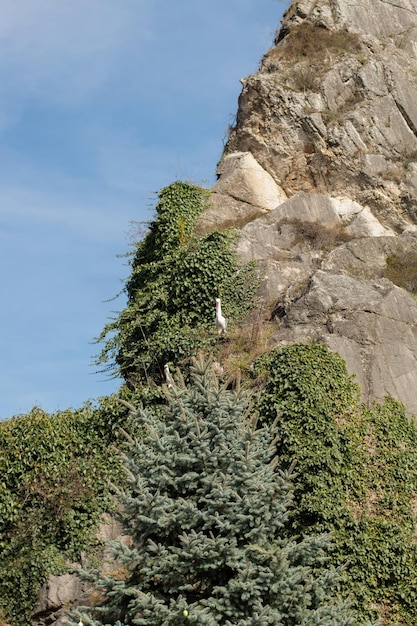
<box><xmin>201</xmin><ymin>0</ymin><xmax>417</xmax><ymax>412</ymax></box>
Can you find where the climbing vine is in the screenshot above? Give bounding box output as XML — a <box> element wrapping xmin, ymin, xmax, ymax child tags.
<box><xmin>255</xmin><ymin>344</ymin><xmax>417</xmax><ymax>625</ymax></box>
<box><xmin>0</xmin><ymin>396</ymin><xmax>133</xmax><ymax>626</ymax></box>
<box><xmin>96</xmin><ymin>181</ymin><xmax>258</xmax><ymax>390</ymax></box>
<box><xmin>0</xmin><ymin>181</ymin><xmax>258</xmax><ymax>624</ymax></box>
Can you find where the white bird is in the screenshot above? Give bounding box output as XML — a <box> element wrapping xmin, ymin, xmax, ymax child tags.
<box><xmin>215</xmin><ymin>297</ymin><xmax>227</xmax><ymax>335</ymax></box>
<box><xmin>164</xmin><ymin>363</ymin><xmax>175</xmax><ymax>388</ymax></box>
<box><xmin>212</xmin><ymin>361</ymin><xmax>224</xmax><ymax>378</ymax></box>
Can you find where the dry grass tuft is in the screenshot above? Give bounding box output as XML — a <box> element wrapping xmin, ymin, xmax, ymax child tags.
<box><xmin>218</xmin><ymin>309</ymin><xmax>276</xmax><ymax>383</ymax></box>
<box><xmin>278</xmin><ymin>23</ymin><xmax>362</xmax><ymax>61</ymax></box>
<box><xmin>384</xmin><ymin>251</ymin><xmax>417</xmax><ymax>294</ymax></box>
<box><xmin>289</xmin><ymin>219</ymin><xmax>352</xmax><ymax>251</ymax></box>
<box><xmin>262</xmin><ymin>23</ymin><xmax>362</xmax><ymax>80</ymax></box>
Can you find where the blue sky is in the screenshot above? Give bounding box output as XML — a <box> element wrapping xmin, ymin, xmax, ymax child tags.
<box><xmin>0</xmin><ymin>0</ymin><xmax>286</xmax><ymax>419</ymax></box>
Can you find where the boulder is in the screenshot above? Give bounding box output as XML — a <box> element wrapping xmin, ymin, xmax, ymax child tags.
<box><xmin>32</xmin><ymin>574</ymin><xmax>88</xmax><ymax>626</ymax></box>
<box><xmin>272</xmin><ymin>271</ymin><xmax>417</xmax><ymax>413</ymax></box>
<box><xmin>197</xmin><ymin>152</ymin><xmax>287</xmax><ymax>233</ymax></box>
<box><xmin>32</xmin><ymin>514</ymin><xmax>128</xmax><ymax>626</ymax></box>
<box><xmin>212</xmin><ymin>152</ymin><xmax>287</xmax><ymax>209</ymax></box>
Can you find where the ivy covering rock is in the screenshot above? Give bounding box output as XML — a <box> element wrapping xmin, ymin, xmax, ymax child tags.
<box><xmin>255</xmin><ymin>344</ymin><xmax>417</xmax><ymax>625</ymax></box>
<box><xmin>0</xmin><ymin>396</ymin><xmax>130</xmax><ymax>625</ymax></box>
<box><xmin>96</xmin><ymin>181</ymin><xmax>258</xmax><ymax>391</ymax></box>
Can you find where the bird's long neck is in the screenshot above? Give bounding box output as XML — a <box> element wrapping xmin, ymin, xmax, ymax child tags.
<box><xmin>216</xmin><ymin>300</ymin><xmax>222</xmax><ymax>316</ymax></box>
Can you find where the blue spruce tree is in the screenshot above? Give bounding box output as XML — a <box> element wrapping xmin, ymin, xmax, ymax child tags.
<box><xmin>72</xmin><ymin>354</ymin><xmax>356</xmax><ymax>625</ymax></box>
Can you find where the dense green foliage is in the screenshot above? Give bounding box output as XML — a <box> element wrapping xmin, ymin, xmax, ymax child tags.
<box><xmin>71</xmin><ymin>355</ymin><xmax>355</xmax><ymax>626</ymax></box>
<box><xmin>3</xmin><ymin>180</ymin><xmax>417</xmax><ymax>626</ymax></box>
<box><xmin>96</xmin><ymin>181</ymin><xmax>258</xmax><ymax>390</ymax></box>
<box><xmin>256</xmin><ymin>344</ymin><xmax>361</xmax><ymax>532</ymax></box>
<box><xmin>343</xmin><ymin>398</ymin><xmax>417</xmax><ymax>623</ymax></box>
<box><xmin>0</xmin><ymin>179</ymin><xmax>259</xmax><ymax>625</ymax></box>
<box><xmin>0</xmin><ymin>396</ymin><xmax>131</xmax><ymax>626</ymax></box>
<box><xmin>256</xmin><ymin>344</ymin><xmax>417</xmax><ymax>625</ymax></box>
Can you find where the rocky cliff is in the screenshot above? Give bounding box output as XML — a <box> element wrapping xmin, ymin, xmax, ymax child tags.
<box><xmin>32</xmin><ymin>1</ymin><xmax>417</xmax><ymax>623</ymax></box>
<box><xmin>199</xmin><ymin>0</ymin><xmax>417</xmax><ymax>414</ymax></box>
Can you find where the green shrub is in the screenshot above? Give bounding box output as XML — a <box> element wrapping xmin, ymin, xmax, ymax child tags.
<box><xmin>255</xmin><ymin>344</ymin><xmax>417</xmax><ymax>625</ymax></box>
<box><xmin>0</xmin><ymin>396</ymin><xmax>130</xmax><ymax>625</ymax></box>
<box><xmin>96</xmin><ymin>181</ymin><xmax>258</xmax><ymax>390</ymax></box>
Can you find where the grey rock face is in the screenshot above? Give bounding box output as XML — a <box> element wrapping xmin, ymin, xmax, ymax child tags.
<box><xmin>276</xmin><ymin>271</ymin><xmax>417</xmax><ymax>414</ymax></box>
<box><xmin>226</xmin><ymin>0</ymin><xmax>417</xmax><ymax>232</ymax></box>
<box><xmin>235</xmin><ymin>192</ymin><xmax>417</xmax><ymax>411</ymax></box>
<box><xmin>197</xmin><ymin>152</ymin><xmax>287</xmax><ymax>233</ymax></box>
<box><xmin>32</xmin><ymin>574</ymin><xmax>89</xmax><ymax>626</ymax></box>
<box><xmin>32</xmin><ymin>515</ymin><xmax>127</xmax><ymax>626</ymax></box>
<box><xmin>285</xmin><ymin>0</ymin><xmax>417</xmax><ymax>41</ymax></box>
<box><xmin>203</xmin><ymin>0</ymin><xmax>417</xmax><ymax>413</ymax></box>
